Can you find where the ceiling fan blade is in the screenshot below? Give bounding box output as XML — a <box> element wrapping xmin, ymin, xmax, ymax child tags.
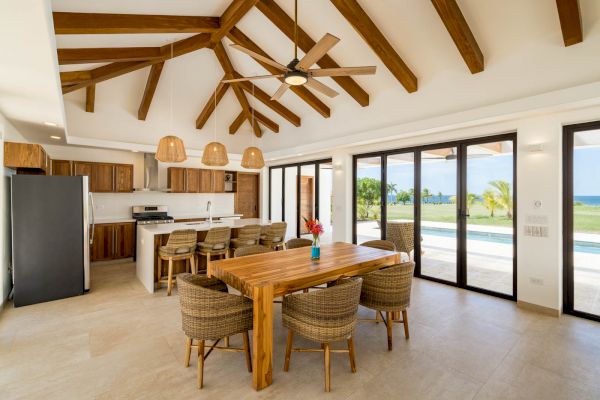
<box><xmin>296</xmin><ymin>33</ymin><xmax>340</xmax><ymax>71</ymax></box>
<box><xmin>230</xmin><ymin>44</ymin><xmax>289</xmax><ymax>71</ymax></box>
<box><xmin>271</xmin><ymin>83</ymin><xmax>290</xmax><ymax>100</ymax></box>
<box><xmin>222</xmin><ymin>74</ymin><xmax>282</xmax><ymax>83</ymax></box>
<box><xmin>309</xmin><ymin>66</ymin><xmax>376</xmax><ymax>77</ymax></box>
<box><xmin>305</xmin><ymin>77</ymin><xmax>339</xmax><ymax>98</ymax></box>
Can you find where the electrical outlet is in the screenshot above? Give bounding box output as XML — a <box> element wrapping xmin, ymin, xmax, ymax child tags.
<box><xmin>529</xmin><ymin>277</ymin><xmax>544</xmax><ymax>286</ymax></box>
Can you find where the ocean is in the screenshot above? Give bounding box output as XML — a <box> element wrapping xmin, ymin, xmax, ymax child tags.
<box><xmin>574</xmin><ymin>196</ymin><xmax>600</xmax><ymax>205</ymax></box>
<box><xmin>387</xmin><ymin>195</ymin><xmax>600</xmax><ymax>205</ymax></box>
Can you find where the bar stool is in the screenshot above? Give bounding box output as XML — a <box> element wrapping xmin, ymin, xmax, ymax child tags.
<box><xmin>259</xmin><ymin>222</ymin><xmax>287</xmax><ymax>250</ymax></box>
<box><xmin>196</xmin><ymin>227</ymin><xmax>232</xmax><ymax>273</ymax></box>
<box><xmin>286</xmin><ymin>237</ymin><xmax>313</xmax><ymax>249</ymax></box>
<box><xmin>229</xmin><ymin>224</ymin><xmax>261</xmax><ymax>257</ymax></box>
<box><xmin>157</xmin><ymin>229</ymin><xmax>197</xmax><ymax>296</ymax></box>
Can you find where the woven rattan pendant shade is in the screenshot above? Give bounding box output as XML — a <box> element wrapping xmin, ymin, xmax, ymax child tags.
<box><xmin>241</xmin><ymin>146</ymin><xmax>265</xmax><ymax>169</ymax></box>
<box><xmin>202</xmin><ymin>141</ymin><xmax>229</xmax><ymax>166</ymax></box>
<box><xmin>155</xmin><ymin>135</ymin><xmax>187</xmax><ymax>162</ymax></box>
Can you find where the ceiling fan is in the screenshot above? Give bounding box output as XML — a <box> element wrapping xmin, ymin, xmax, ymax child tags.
<box><xmin>222</xmin><ymin>0</ymin><xmax>376</xmax><ymax>100</ymax></box>
<box><xmin>422</xmin><ymin>148</ymin><xmax>492</xmax><ymax>160</ymax></box>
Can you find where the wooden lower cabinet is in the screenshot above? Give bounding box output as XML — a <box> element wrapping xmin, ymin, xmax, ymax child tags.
<box><xmin>91</xmin><ymin>222</ymin><xmax>135</xmax><ymax>261</ymax></box>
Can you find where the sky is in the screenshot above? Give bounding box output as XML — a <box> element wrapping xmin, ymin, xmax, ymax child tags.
<box><xmin>574</xmin><ymin>147</ymin><xmax>600</xmax><ymax>196</ymax></box>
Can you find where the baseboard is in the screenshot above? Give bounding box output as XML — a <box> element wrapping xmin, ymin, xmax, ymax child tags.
<box><xmin>517</xmin><ymin>300</ymin><xmax>561</xmax><ymax>317</ymax></box>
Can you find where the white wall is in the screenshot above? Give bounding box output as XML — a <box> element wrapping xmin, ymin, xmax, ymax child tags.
<box><xmin>0</xmin><ymin>113</ymin><xmax>28</xmax><ymax>307</ymax></box>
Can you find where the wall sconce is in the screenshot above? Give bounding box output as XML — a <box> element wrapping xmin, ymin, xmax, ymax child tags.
<box><xmin>333</xmin><ymin>163</ymin><xmax>343</xmax><ymax>172</ymax></box>
<box><xmin>527</xmin><ymin>143</ymin><xmax>544</xmax><ymax>153</ymax></box>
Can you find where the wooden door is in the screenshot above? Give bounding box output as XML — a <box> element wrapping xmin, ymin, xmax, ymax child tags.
<box><xmin>91</xmin><ymin>224</ymin><xmax>114</xmax><ymax>261</ymax></box>
<box><xmin>199</xmin><ymin>169</ymin><xmax>213</xmax><ymax>193</ymax></box>
<box><xmin>114</xmin><ymin>164</ymin><xmax>133</xmax><ymax>192</ymax></box>
<box><xmin>92</xmin><ymin>163</ymin><xmax>115</xmax><ymax>192</ymax></box>
<box><xmin>212</xmin><ymin>170</ymin><xmax>225</xmax><ymax>193</ymax></box>
<box><xmin>167</xmin><ymin>167</ymin><xmax>186</xmax><ymax>193</ymax></box>
<box><xmin>185</xmin><ymin>168</ymin><xmax>200</xmax><ymax>193</ymax></box>
<box><xmin>300</xmin><ymin>176</ymin><xmax>314</xmax><ymax>234</ymax></box>
<box><xmin>235</xmin><ymin>173</ymin><xmax>259</xmax><ymax>218</ymax></box>
<box><xmin>52</xmin><ymin>160</ymin><xmax>72</xmax><ymax>176</ymax></box>
<box><xmin>114</xmin><ymin>223</ymin><xmax>135</xmax><ymax>258</ymax></box>
<box><xmin>73</xmin><ymin>161</ymin><xmax>93</xmax><ymax>191</ymax></box>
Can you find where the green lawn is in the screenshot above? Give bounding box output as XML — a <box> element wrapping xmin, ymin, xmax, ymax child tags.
<box><xmin>573</xmin><ymin>205</ymin><xmax>600</xmax><ymax>233</ymax></box>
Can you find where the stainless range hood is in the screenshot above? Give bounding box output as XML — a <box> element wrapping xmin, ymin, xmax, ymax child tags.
<box><xmin>135</xmin><ymin>153</ymin><xmax>161</xmax><ymax>191</ymax></box>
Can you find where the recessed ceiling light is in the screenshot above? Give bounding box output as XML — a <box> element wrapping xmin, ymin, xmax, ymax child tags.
<box><xmin>50</xmin><ymin>135</ymin><xmax>61</xmax><ymax>140</ymax></box>
<box><xmin>44</xmin><ymin>121</ymin><xmax>57</xmax><ymax>127</ymax></box>
<box><xmin>131</xmin><ymin>150</ymin><xmax>139</xmax><ymax>153</ymax></box>
<box><xmin>297</xmin><ymin>153</ymin><xmax>303</xmax><ymax>156</ymax></box>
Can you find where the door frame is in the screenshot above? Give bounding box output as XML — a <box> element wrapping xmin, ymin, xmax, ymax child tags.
<box><xmin>563</xmin><ymin>120</ymin><xmax>600</xmax><ymax>322</ymax></box>
<box><xmin>268</xmin><ymin>158</ymin><xmax>333</xmax><ymax>238</ymax></box>
<box><xmin>352</xmin><ymin>132</ymin><xmax>517</xmax><ymax>301</ymax></box>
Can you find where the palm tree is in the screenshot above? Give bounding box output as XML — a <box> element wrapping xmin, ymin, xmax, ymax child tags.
<box><xmin>482</xmin><ymin>189</ymin><xmax>502</xmax><ymax>217</ymax></box>
<box><xmin>387</xmin><ymin>183</ymin><xmax>398</xmax><ymax>205</ymax></box>
<box><xmin>466</xmin><ymin>193</ymin><xmax>478</xmax><ymax>214</ymax></box>
<box><xmin>437</xmin><ymin>191</ymin><xmax>443</xmax><ymax>204</ymax></box>
<box><xmin>422</xmin><ymin>188</ymin><xmax>431</xmax><ymax>203</ymax></box>
<box><xmin>489</xmin><ymin>180</ymin><xmax>513</xmax><ymax>218</ymax></box>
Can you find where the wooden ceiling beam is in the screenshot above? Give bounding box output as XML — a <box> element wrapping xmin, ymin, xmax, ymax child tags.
<box><xmin>214</xmin><ymin>41</ymin><xmax>262</xmax><ymax>137</ymax></box>
<box><xmin>256</xmin><ymin>0</ymin><xmax>370</xmax><ymax>107</ymax></box>
<box><xmin>556</xmin><ymin>0</ymin><xmax>583</xmax><ymax>46</ymax></box>
<box><xmin>330</xmin><ymin>0</ymin><xmax>417</xmax><ymax>93</ymax></box>
<box><xmin>227</xmin><ymin>27</ymin><xmax>331</xmax><ymax>118</ymax></box>
<box><xmin>233</xmin><ymin>71</ymin><xmax>301</xmax><ymax>127</ymax></box>
<box><xmin>250</xmin><ymin>107</ymin><xmax>279</xmax><ymax>133</ymax></box>
<box><xmin>196</xmin><ymin>76</ymin><xmax>230</xmax><ymax>129</ymax></box>
<box><xmin>138</xmin><ymin>62</ymin><xmax>165</xmax><ymax>121</ymax></box>
<box><xmin>53</xmin><ymin>12</ymin><xmax>219</xmax><ymax>34</ymax></box>
<box><xmin>61</xmin><ymin>70</ymin><xmax>92</xmax><ymax>85</ymax></box>
<box><xmin>210</xmin><ymin>0</ymin><xmax>259</xmax><ymax>45</ymax></box>
<box><xmin>58</xmin><ymin>47</ymin><xmax>163</xmax><ymax>65</ymax></box>
<box><xmin>85</xmin><ymin>84</ymin><xmax>95</xmax><ymax>112</ymax></box>
<box><xmin>229</xmin><ymin>111</ymin><xmax>247</xmax><ymax>134</ymax></box>
<box><xmin>431</xmin><ymin>0</ymin><xmax>484</xmax><ymax>74</ymax></box>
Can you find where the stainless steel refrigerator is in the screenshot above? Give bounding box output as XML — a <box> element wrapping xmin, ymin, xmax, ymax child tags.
<box><xmin>11</xmin><ymin>175</ymin><xmax>92</xmax><ymax>307</ymax></box>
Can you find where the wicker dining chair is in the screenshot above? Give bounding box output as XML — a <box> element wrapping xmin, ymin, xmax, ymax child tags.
<box><xmin>386</xmin><ymin>222</ymin><xmax>415</xmax><ymax>260</ymax></box>
<box><xmin>282</xmin><ymin>277</ymin><xmax>363</xmax><ymax>392</ymax></box>
<box><xmin>229</xmin><ymin>224</ymin><xmax>262</xmax><ymax>256</ymax></box>
<box><xmin>158</xmin><ymin>229</ymin><xmax>197</xmax><ymax>296</ymax></box>
<box><xmin>177</xmin><ymin>273</ymin><xmax>253</xmax><ymax>389</ymax></box>
<box><xmin>196</xmin><ymin>227</ymin><xmax>232</xmax><ymax>273</ymax></box>
<box><xmin>259</xmin><ymin>222</ymin><xmax>287</xmax><ymax>250</ymax></box>
<box><xmin>360</xmin><ymin>239</ymin><xmax>396</xmax><ymax>252</ymax></box>
<box><xmin>285</xmin><ymin>237</ymin><xmax>313</xmax><ymax>249</ymax></box>
<box><xmin>234</xmin><ymin>244</ymin><xmax>274</xmax><ymax>258</ymax></box>
<box><xmin>359</xmin><ymin>262</ymin><xmax>415</xmax><ymax>351</ymax></box>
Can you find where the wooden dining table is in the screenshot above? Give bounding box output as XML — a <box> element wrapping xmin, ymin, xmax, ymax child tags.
<box><xmin>207</xmin><ymin>241</ymin><xmax>401</xmax><ymax>391</ymax></box>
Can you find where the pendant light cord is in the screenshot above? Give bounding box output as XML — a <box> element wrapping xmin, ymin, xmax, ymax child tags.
<box><xmin>251</xmin><ymin>83</ymin><xmax>255</xmax><ymax>145</ymax></box>
<box><xmin>294</xmin><ymin>0</ymin><xmax>298</xmax><ymax>59</ymax></box>
<box><xmin>214</xmin><ymin>56</ymin><xmax>218</xmax><ymax>142</ymax></box>
<box><xmin>169</xmin><ymin>42</ymin><xmax>173</xmax><ymax>133</ymax></box>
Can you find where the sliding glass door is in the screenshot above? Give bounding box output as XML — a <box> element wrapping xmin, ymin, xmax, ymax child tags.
<box><xmin>564</xmin><ymin>122</ymin><xmax>600</xmax><ymax>321</ymax></box>
<box><xmin>353</xmin><ymin>133</ymin><xmax>516</xmax><ymax>300</ymax></box>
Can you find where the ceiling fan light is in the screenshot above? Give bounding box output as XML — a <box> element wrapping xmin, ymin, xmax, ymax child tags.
<box><xmin>155</xmin><ymin>135</ymin><xmax>187</xmax><ymax>163</ymax></box>
<box><xmin>202</xmin><ymin>141</ymin><xmax>229</xmax><ymax>166</ymax></box>
<box><xmin>241</xmin><ymin>146</ymin><xmax>265</xmax><ymax>169</ymax></box>
<box><xmin>284</xmin><ymin>70</ymin><xmax>308</xmax><ymax>86</ymax></box>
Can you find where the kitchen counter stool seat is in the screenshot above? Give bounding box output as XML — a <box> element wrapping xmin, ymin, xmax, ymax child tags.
<box><xmin>259</xmin><ymin>222</ymin><xmax>287</xmax><ymax>250</ymax></box>
<box><xmin>157</xmin><ymin>229</ymin><xmax>197</xmax><ymax>296</ymax></box>
<box><xmin>196</xmin><ymin>227</ymin><xmax>232</xmax><ymax>273</ymax></box>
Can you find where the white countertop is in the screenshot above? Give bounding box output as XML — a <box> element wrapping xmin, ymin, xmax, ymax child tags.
<box><xmin>137</xmin><ymin>218</ymin><xmax>270</xmax><ymax>235</ymax></box>
<box><xmin>95</xmin><ymin>217</ymin><xmax>136</xmax><ymax>224</ymax></box>
<box><xmin>171</xmin><ymin>213</ymin><xmax>244</xmax><ymax>220</ymax></box>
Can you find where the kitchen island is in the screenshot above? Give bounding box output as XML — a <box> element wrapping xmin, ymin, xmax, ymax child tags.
<box><xmin>136</xmin><ymin>218</ymin><xmax>270</xmax><ymax>292</ymax></box>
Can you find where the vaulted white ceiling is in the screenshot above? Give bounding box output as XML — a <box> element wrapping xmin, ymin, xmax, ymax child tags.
<box><xmin>5</xmin><ymin>0</ymin><xmax>600</xmax><ymax>157</ymax></box>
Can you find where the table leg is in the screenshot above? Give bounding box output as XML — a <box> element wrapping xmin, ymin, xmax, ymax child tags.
<box><xmin>252</xmin><ymin>285</ymin><xmax>273</xmax><ymax>390</ymax></box>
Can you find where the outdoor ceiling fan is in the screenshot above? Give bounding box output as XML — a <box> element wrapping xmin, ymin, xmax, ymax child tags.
<box><xmin>421</xmin><ymin>148</ymin><xmax>491</xmax><ymax>161</ymax></box>
<box><xmin>222</xmin><ymin>0</ymin><xmax>376</xmax><ymax>100</ymax></box>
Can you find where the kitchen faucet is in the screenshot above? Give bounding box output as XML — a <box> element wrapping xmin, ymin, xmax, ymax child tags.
<box><xmin>207</xmin><ymin>201</ymin><xmax>212</xmax><ymax>224</ymax></box>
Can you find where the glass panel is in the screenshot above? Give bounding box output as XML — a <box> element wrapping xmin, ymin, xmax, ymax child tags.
<box><xmin>319</xmin><ymin>162</ymin><xmax>334</xmax><ymax>244</ymax></box>
<box><xmin>270</xmin><ymin>168</ymin><xmax>283</xmax><ymax>222</ymax></box>
<box><xmin>420</xmin><ymin>147</ymin><xmax>457</xmax><ymax>282</ymax></box>
<box><xmin>386</xmin><ymin>153</ymin><xmax>415</xmax><ymax>262</ymax></box>
<box><xmin>573</xmin><ymin>129</ymin><xmax>600</xmax><ymax>316</ymax></box>
<box><xmin>465</xmin><ymin>141</ymin><xmax>514</xmax><ymax>295</ymax></box>
<box><xmin>356</xmin><ymin>156</ymin><xmax>382</xmax><ymax>243</ymax></box>
<box><xmin>284</xmin><ymin>166</ymin><xmax>298</xmax><ymax>240</ymax></box>
<box><xmin>299</xmin><ymin>164</ymin><xmax>316</xmax><ymax>238</ymax></box>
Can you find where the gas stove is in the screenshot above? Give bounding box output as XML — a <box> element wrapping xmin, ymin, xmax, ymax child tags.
<box><xmin>132</xmin><ymin>205</ymin><xmax>174</xmax><ymax>225</ymax></box>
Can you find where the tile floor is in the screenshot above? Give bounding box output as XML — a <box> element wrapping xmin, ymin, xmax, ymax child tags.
<box><xmin>1</xmin><ymin>261</ymin><xmax>600</xmax><ymax>399</ymax></box>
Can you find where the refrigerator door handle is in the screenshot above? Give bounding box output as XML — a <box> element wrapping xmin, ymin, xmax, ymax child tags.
<box><xmin>89</xmin><ymin>192</ymin><xmax>95</xmax><ymax>245</ymax></box>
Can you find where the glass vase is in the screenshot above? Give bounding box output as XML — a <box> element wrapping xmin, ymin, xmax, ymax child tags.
<box><xmin>311</xmin><ymin>236</ymin><xmax>321</xmax><ymax>260</ymax></box>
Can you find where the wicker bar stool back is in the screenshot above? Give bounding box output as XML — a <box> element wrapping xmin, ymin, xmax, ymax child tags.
<box><xmin>259</xmin><ymin>222</ymin><xmax>287</xmax><ymax>250</ymax></box>
<box><xmin>360</xmin><ymin>239</ymin><xmax>396</xmax><ymax>252</ymax></box>
<box><xmin>230</xmin><ymin>224</ymin><xmax>262</xmax><ymax>256</ymax></box>
<box><xmin>196</xmin><ymin>227</ymin><xmax>232</xmax><ymax>273</ymax></box>
<box><xmin>359</xmin><ymin>261</ymin><xmax>415</xmax><ymax>351</ymax></box>
<box><xmin>157</xmin><ymin>229</ymin><xmax>197</xmax><ymax>296</ymax></box>
<box><xmin>234</xmin><ymin>244</ymin><xmax>274</xmax><ymax>258</ymax></box>
<box><xmin>285</xmin><ymin>237</ymin><xmax>313</xmax><ymax>249</ymax></box>
<box><xmin>386</xmin><ymin>222</ymin><xmax>415</xmax><ymax>260</ymax></box>
<box><xmin>282</xmin><ymin>277</ymin><xmax>363</xmax><ymax>392</ymax></box>
<box><xmin>177</xmin><ymin>273</ymin><xmax>253</xmax><ymax>389</ymax></box>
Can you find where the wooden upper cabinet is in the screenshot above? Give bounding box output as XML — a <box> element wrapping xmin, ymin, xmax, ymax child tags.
<box><xmin>4</xmin><ymin>142</ymin><xmax>48</xmax><ymax>171</ymax></box>
<box><xmin>167</xmin><ymin>167</ymin><xmax>186</xmax><ymax>193</ymax></box>
<box><xmin>212</xmin><ymin>170</ymin><xmax>225</xmax><ymax>193</ymax></box>
<box><xmin>52</xmin><ymin>159</ymin><xmax>72</xmax><ymax>176</ymax></box>
<box><xmin>185</xmin><ymin>168</ymin><xmax>200</xmax><ymax>193</ymax></box>
<box><xmin>198</xmin><ymin>169</ymin><xmax>213</xmax><ymax>193</ymax></box>
<box><xmin>114</xmin><ymin>164</ymin><xmax>133</xmax><ymax>192</ymax></box>
<box><xmin>73</xmin><ymin>161</ymin><xmax>93</xmax><ymax>191</ymax></box>
<box><xmin>92</xmin><ymin>163</ymin><xmax>115</xmax><ymax>192</ymax></box>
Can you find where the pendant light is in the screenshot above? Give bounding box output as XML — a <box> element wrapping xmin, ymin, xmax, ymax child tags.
<box><xmin>156</xmin><ymin>42</ymin><xmax>187</xmax><ymax>163</ymax></box>
<box><xmin>241</xmin><ymin>83</ymin><xmax>265</xmax><ymax>169</ymax></box>
<box><xmin>202</xmin><ymin>58</ymin><xmax>229</xmax><ymax>166</ymax></box>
